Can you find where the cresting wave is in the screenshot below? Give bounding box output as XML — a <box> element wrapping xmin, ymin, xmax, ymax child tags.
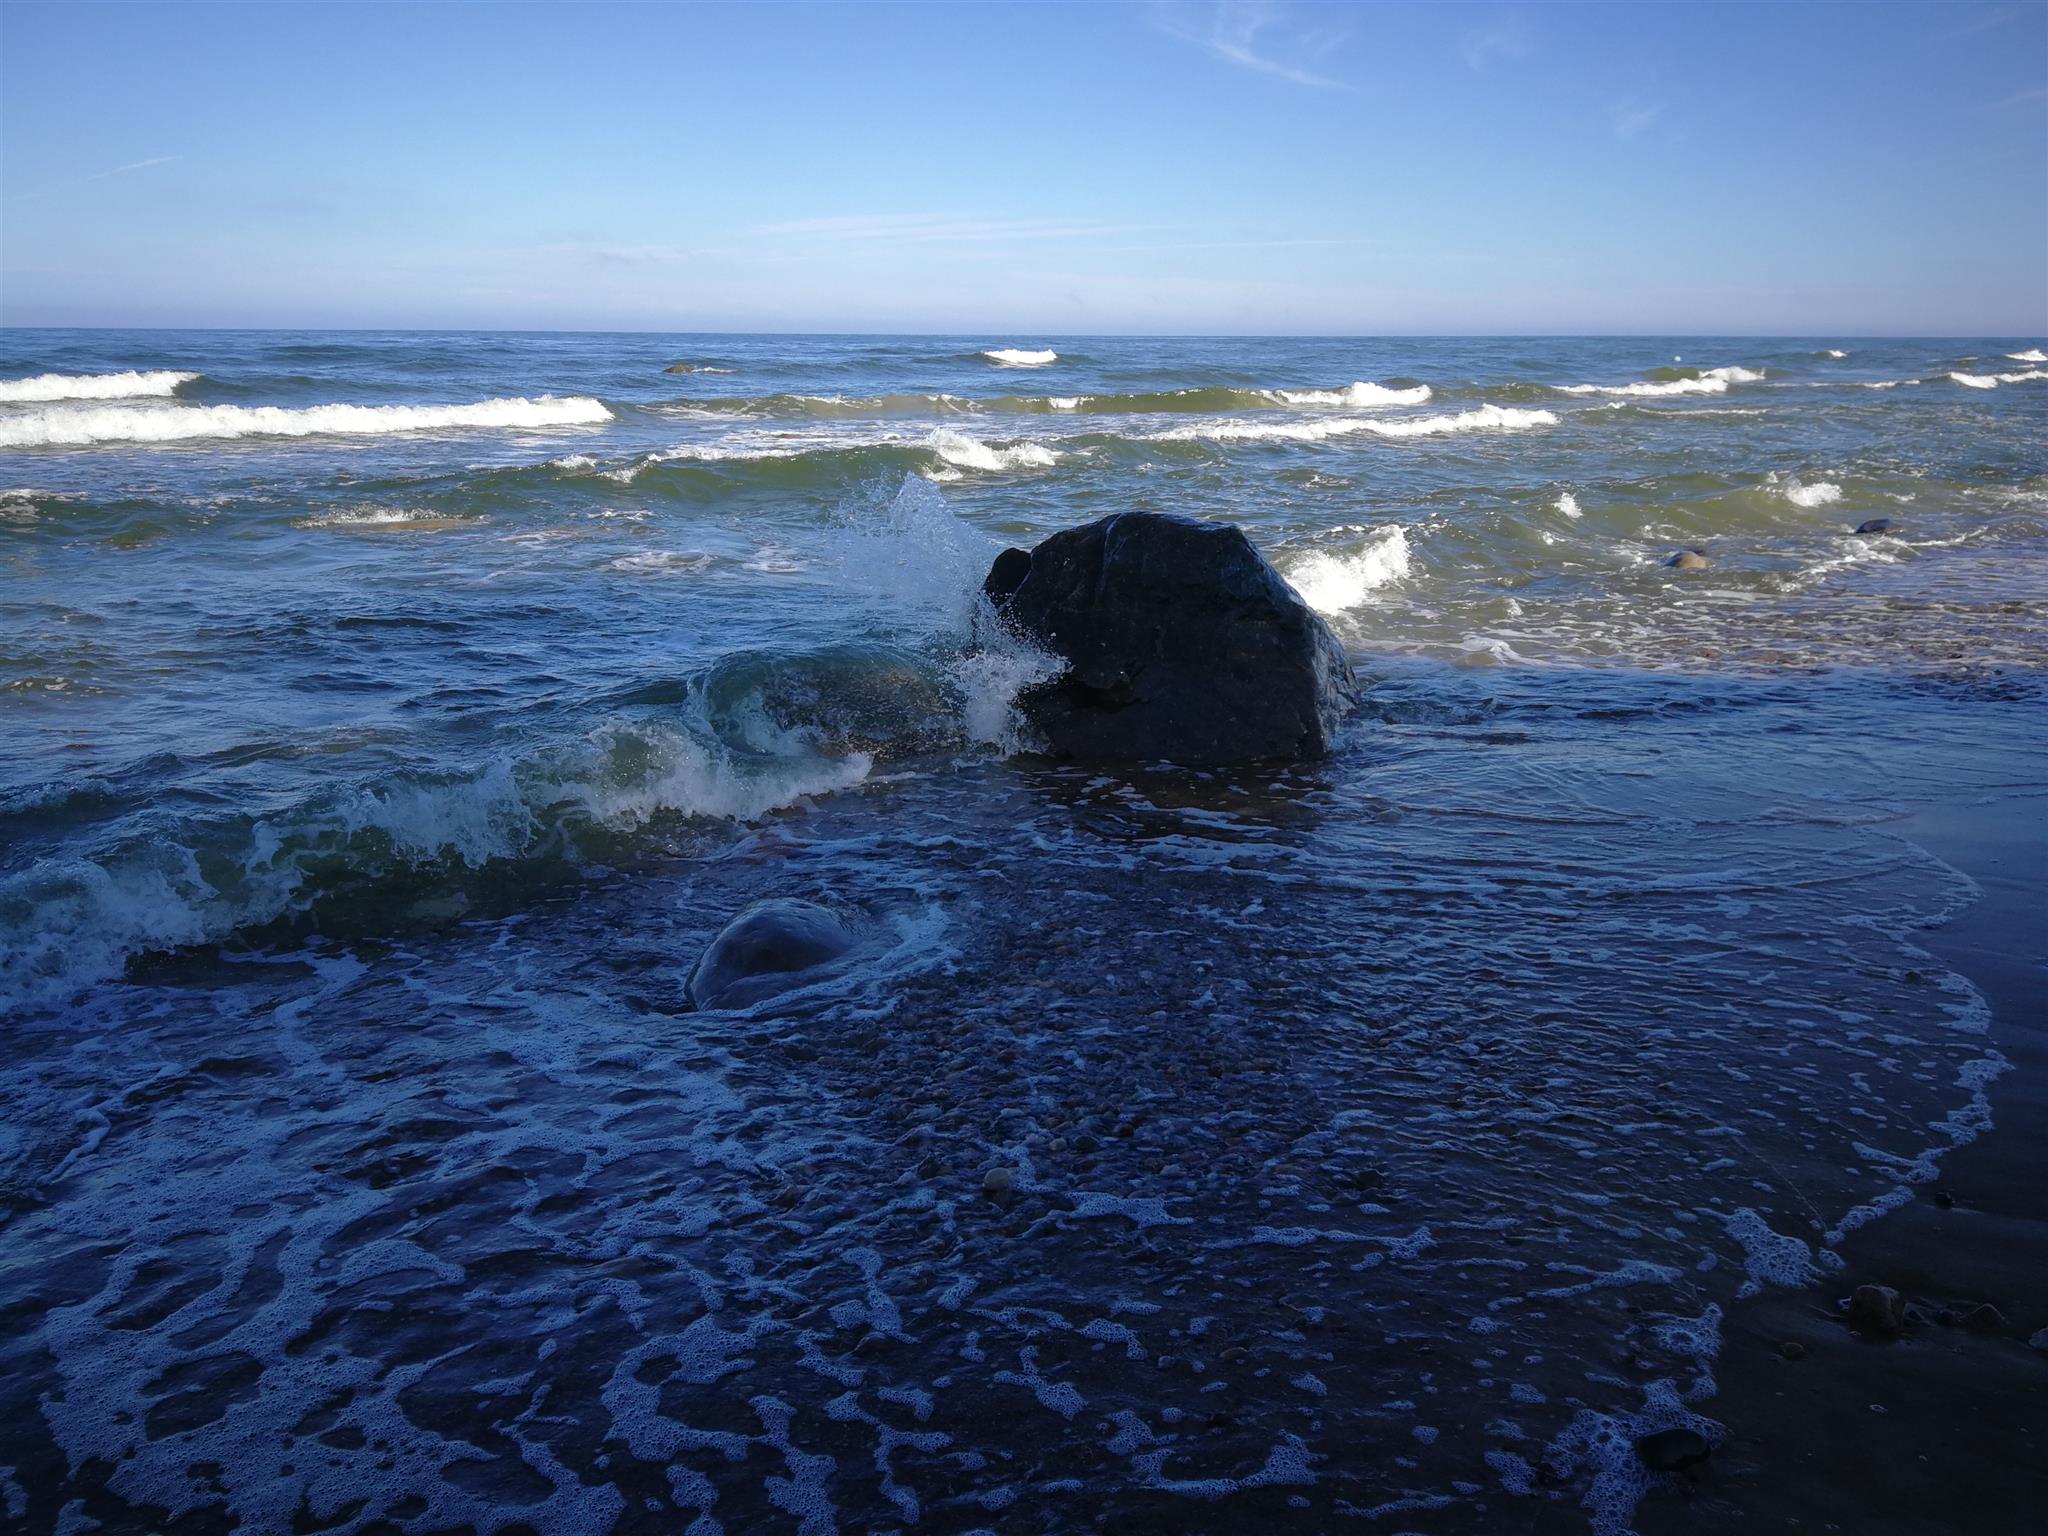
<box><xmin>1149</xmin><ymin>403</ymin><xmax>1558</xmax><ymax>445</ymax></box>
<box><xmin>982</xmin><ymin>347</ymin><xmax>1058</xmax><ymax>367</ymax></box>
<box><xmin>0</xmin><ymin>715</ymin><xmax>875</xmax><ymax>1011</ymax></box>
<box><xmin>0</xmin><ymin>394</ymin><xmax>614</xmax><ymax>447</ymax></box>
<box><xmin>1282</xmin><ymin>524</ymin><xmax>1413</xmax><ymax>614</ymax></box>
<box><xmin>0</xmin><ymin>368</ymin><xmax>200</xmax><ymax>402</ymax></box>
<box><xmin>2007</xmin><ymin>348</ymin><xmax>2047</xmax><ymax>362</ymax></box>
<box><xmin>1269</xmin><ymin>381</ymin><xmax>1432</xmax><ymax>408</ymax></box>
<box><xmin>1948</xmin><ymin>369</ymin><xmax>2048</xmax><ymax>389</ymax></box>
<box><xmin>1555</xmin><ymin>366</ymin><xmax>1765</xmax><ymax>398</ymax></box>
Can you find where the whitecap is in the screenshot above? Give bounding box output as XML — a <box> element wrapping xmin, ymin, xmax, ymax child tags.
<box><xmin>925</xmin><ymin>427</ymin><xmax>1057</xmax><ymax>472</ymax></box>
<box><xmin>2005</xmin><ymin>348</ymin><xmax>2046</xmax><ymax>363</ymax></box>
<box><xmin>1151</xmin><ymin>404</ymin><xmax>1556</xmax><ymax>445</ymax></box>
<box><xmin>1283</xmin><ymin>526</ymin><xmax>1412</xmax><ymax>614</ymax></box>
<box><xmin>1047</xmin><ymin>397</ymin><xmax>1085</xmax><ymax>410</ymax></box>
<box><xmin>1269</xmin><ymin>382</ymin><xmax>1433</xmax><ymax>408</ymax></box>
<box><xmin>1948</xmin><ymin>371</ymin><xmax>1999</xmax><ymax>389</ymax></box>
<box><xmin>0</xmin><ymin>369</ymin><xmax>199</xmax><ymax>403</ymax></box>
<box><xmin>1555</xmin><ymin>491</ymin><xmax>1583</xmax><ymax>517</ymax></box>
<box><xmin>0</xmin><ymin>395</ymin><xmax>614</xmax><ymax>448</ymax></box>
<box><xmin>982</xmin><ymin>348</ymin><xmax>1057</xmax><ymax>367</ymax></box>
<box><xmin>1774</xmin><ymin>476</ymin><xmax>1843</xmax><ymax>508</ymax></box>
<box><xmin>1555</xmin><ymin>366</ymin><xmax>1763</xmax><ymax>398</ymax></box>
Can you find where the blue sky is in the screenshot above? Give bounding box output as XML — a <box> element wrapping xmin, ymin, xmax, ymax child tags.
<box><xmin>2</xmin><ymin>1</ymin><xmax>2043</xmax><ymax>334</ymax></box>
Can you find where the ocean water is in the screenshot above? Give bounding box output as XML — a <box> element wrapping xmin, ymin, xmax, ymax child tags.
<box><xmin>1</xmin><ymin>331</ymin><xmax>2043</xmax><ymax>1533</ymax></box>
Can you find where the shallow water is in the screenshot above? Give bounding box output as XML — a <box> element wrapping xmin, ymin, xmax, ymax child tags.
<box><xmin>1</xmin><ymin>332</ymin><xmax>2044</xmax><ymax>1533</ymax></box>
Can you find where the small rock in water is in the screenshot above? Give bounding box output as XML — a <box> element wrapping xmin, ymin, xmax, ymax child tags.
<box><xmin>981</xmin><ymin>1167</ymin><xmax>1016</xmax><ymax>1200</ymax></box>
<box><xmin>1933</xmin><ymin>1189</ymin><xmax>1955</xmax><ymax>1209</ymax></box>
<box><xmin>1848</xmin><ymin>1283</ymin><xmax>1908</xmax><ymax>1336</ymax></box>
<box><xmin>1777</xmin><ymin>1340</ymin><xmax>1807</xmax><ymax>1361</ymax></box>
<box><xmin>686</xmin><ymin>899</ymin><xmax>854</xmax><ymax>1011</ymax></box>
<box><xmin>1636</xmin><ymin>1427</ymin><xmax>1712</xmax><ymax>1473</ymax></box>
<box><xmin>1961</xmin><ymin>1303</ymin><xmax>2007</xmax><ymax>1334</ymax></box>
<box><xmin>1853</xmin><ymin>518</ymin><xmax>1894</xmax><ymax>535</ymax></box>
<box><xmin>1665</xmin><ymin>550</ymin><xmax>1710</xmax><ymax>570</ymax></box>
<box><xmin>663</xmin><ymin>362</ymin><xmax>697</xmax><ymax>373</ymax></box>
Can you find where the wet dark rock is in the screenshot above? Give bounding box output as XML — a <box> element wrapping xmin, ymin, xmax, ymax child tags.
<box><xmin>983</xmin><ymin>511</ymin><xmax>1358</xmax><ymax>764</ymax></box>
<box><xmin>1961</xmin><ymin>1303</ymin><xmax>2007</xmax><ymax>1334</ymax></box>
<box><xmin>686</xmin><ymin>899</ymin><xmax>854</xmax><ymax>1011</ymax></box>
<box><xmin>1848</xmin><ymin>1283</ymin><xmax>1908</xmax><ymax>1336</ymax></box>
<box><xmin>981</xmin><ymin>1167</ymin><xmax>1016</xmax><ymax>1200</ymax></box>
<box><xmin>1854</xmin><ymin>518</ymin><xmax>1894</xmax><ymax>535</ymax></box>
<box><xmin>663</xmin><ymin>363</ymin><xmax>697</xmax><ymax>374</ymax></box>
<box><xmin>1636</xmin><ymin>1427</ymin><xmax>1712</xmax><ymax>1473</ymax></box>
<box><xmin>1664</xmin><ymin>550</ymin><xmax>1710</xmax><ymax>570</ymax></box>
<box><xmin>1777</xmin><ymin>1340</ymin><xmax>1807</xmax><ymax>1361</ymax></box>
<box><xmin>1933</xmin><ymin>1189</ymin><xmax>1955</xmax><ymax>1209</ymax></box>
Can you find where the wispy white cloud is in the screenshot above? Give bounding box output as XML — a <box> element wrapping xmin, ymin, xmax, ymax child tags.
<box><xmin>85</xmin><ymin>155</ymin><xmax>181</xmax><ymax>182</ymax></box>
<box><xmin>1462</xmin><ymin>17</ymin><xmax>1531</xmax><ymax>72</ymax></box>
<box><xmin>1613</xmin><ymin>100</ymin><xmax>1664</xmax><ymax>140</ymax></box>
<box><xmin>1986</xmin><ymin>84</ymin><xmax>2047</xmax><ymax>109</ymax></box>
<box><xmin>749</xmin><ymin>213</ymin><xmax>1161</xmax><ymax>244</ymax></box>
<box><xmin>1153</xmin><ymin>1</ymin><xmax>1352</xmax><ymax>90</ymax></box>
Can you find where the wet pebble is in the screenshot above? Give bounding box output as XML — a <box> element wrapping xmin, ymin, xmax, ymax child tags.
<box><xmin>1848</xmin><ymin>1283</ymin><xmax>1908</xmax><ymax>1336</ymax></box>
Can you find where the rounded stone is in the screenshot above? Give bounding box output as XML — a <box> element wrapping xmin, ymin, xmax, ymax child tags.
<box><xmin>686</xmin><ymin>899</ymin><xmax>855</xmax><ymax>1011</ymax></box>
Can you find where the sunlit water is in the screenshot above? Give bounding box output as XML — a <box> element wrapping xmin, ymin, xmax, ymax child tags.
<box><xmin>2</xmin><ymin>332</ymin><xmax>2043</xmax><ymax>1533</ymax></box>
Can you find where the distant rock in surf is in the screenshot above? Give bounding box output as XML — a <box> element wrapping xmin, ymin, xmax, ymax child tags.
<box><xmin>1853</xmin><ymin>518</ymin><xmax>1894</xmax><ymax>536</ymax></box>
<box><xmin>663</xmin><ymin>363</ymin><xmax>697</xmax><ymax>374</ymax></box>
<box><xmin>687</xmin><ymin>899</ymin><xmax>853</xmax><ymax>1010</ymax></box>
<box><xmin>1664</xmin><ymin>549</ymin><xmax>1710</xmax><ymax>569</ymax></box>
<box><xmin>983</xmin><ymin>511</ymin><xmax>1357</xmax><ymax>765</ymax></box>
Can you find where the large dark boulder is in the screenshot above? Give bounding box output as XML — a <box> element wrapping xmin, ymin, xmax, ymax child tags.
<box><xmin>983</xmin><ymin>511</ymin><xmax>1357</xmax><ymax>764</ymax></box>
<box><xmin>687</xmin><ymin>899</ymin><xmax>854</xmax><ymax>1010</ymax></box>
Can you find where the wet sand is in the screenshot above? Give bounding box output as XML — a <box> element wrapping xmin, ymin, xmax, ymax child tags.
<box><xmin>1642</xmin><ymin>790</ymin><xmax>2048</xmax><ymax>1535</ymax></box>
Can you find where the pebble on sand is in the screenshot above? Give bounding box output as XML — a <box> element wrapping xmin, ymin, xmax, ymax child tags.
<box><xmin>1848</xmin><ymin>1283</ymin><xmax>1908</xmax><ymax>1336</ymax></box>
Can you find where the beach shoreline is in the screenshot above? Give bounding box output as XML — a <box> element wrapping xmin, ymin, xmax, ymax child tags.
<box><xmin>1642</xmin><ymin>789</ymin><xmax>2048</xmax><ymax>1535</ymax></box>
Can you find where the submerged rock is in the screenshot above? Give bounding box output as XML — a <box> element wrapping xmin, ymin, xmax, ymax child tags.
<box><xmin>687</xmin><ymin>899</ymin><xmax>854</xmax><ymax>1010</ymax></box>
<box><xmin>1636</xmin><ymin>1427</ymin><xmax>1712</xmax><ymax>1473</ymax></box>
<box><xmin>1664</xmin><ymin>549</ymin><xmax>1710</xmax><ymax>570</ymax></box>
<box><xmin>983</xmin><ymin>511</ymin><xmax>1357</xmax><ymax>764</ymax></box>
<box><xmin>1848</xmin><ymin>1283</ymin><xmax>1908</xmax><ymax>1336</ymax></box>
<box><xmin>1853</xmin><ymin>518</ymin><xmax>1894</xmax><ymax>536</ymax></box>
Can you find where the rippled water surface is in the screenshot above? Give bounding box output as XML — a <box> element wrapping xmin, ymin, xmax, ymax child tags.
<box><xmin>1</xmin><ymin>332</ymin><xmax>2044</xmax><ymax>1533</ymax></box>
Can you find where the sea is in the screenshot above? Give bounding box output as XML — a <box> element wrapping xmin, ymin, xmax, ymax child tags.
<box><xmin>1</xmin><ymin>331</ymin><xmax>2043</xmax><ymax>1534</ymax></box>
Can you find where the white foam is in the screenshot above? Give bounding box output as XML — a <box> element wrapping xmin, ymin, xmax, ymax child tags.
<box><xmin>2005</xmin><ymin>348</ymin><xmax>2046</xmax><ymax>362</ymax></box>
<box><xmin>982</xmin><ymin>348</ymin><xmax>1057</xmax><ymax>367</ymax></box>
<box><xmin>1775</xmin><ymin>477</ymin><xmax>1843</xmax><ymax>508</ymax></box>
<box><xmin>1999</xmin><ymin>368</ymin><xmax>2048</xmax><ymax>383</ymax></box>
<box><xmin>1556</xmin><ymin>491</ymin><xmax>1583</xmax><ymax>517</ymax></box>
<box><xmin>1270</xmin><ymin>382</ymin><xmax>1433</xmax><ymax>408</ymax></box>
<box><xmin>0</xmin><ymin>395</ymin><xmax>613</xmax><ymax>448</ymax></box>
<box><xmin>0</xmin><ymin>369</ymin><xmax>198</xmax><ymax>403</ymax></box>
<box><xmin>1047</xmin><ymin>396</ymin><xmax>1085</xmax><ymax>410</ymax></box>
<box><xmin>1820</xmin><ymin>349</ymin><xmax>1848</xmax><ymax>359</ymax></box>
<box><xmin>1948</xmin><ymin>371</ymin><xmax>1999</xmax><ymax>389</ymax></box>
<box><xmin>1284</xmin><ymin>526</ymin><xmax>1412</xmax><ymax>614</ymax></box>
<box><xmin>1152</xmin><ymin>404</ymin><xmax>1556</xmax><ymax>445</ymax></box>
<box><xmin>1556</xmin><ymin>366</ymin><xmax>1763</xmax><ymax>397</ymax></box>
<box><xmin>926</xmin><ymin>428</ymin><xmax>1058</xmax><ymax>473</ymax></box>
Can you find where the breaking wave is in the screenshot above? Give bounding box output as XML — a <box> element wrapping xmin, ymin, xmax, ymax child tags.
<box><xmin>1150</xmin><ymin>404</ymin><xmax>1557</xmax><ymax>445</ymax></box>
<box><xmin>1269</xmin><ymin>382</ymin><xmax>1432</xmax><ymax>408</ymax></box>
<box><xmin>1949</xmin><ymin>368</ymin><xmax>2048</xmax><ymax>389</ymax></box>
<box><xmin>2006</xmin><ymin>348</ymin><xmax>2046</xmax><ymax>363</ymax></box>
<box><xmin>0</xmin><ymin>368</ymin><xmax>201</xmax><ymax>402</ymax></box>
<box><xmin>982</xmin><ymin>348</ymin><xmax>1058</xmax><ymax>367</ymax></box>
<box><xmin>0</xmin><ymin>394</ymin><xmax>614</xmax><ymax>448</ymax></box>
<box><xmin>1556</xmin><ymin>366</ymin><xmax>1765</xmax><ymax>398</ymax></box>
<box><xmin>1283</xmin><ymin>525</ymin><xmax>1413</xmax><ymax>614</ymax></box>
